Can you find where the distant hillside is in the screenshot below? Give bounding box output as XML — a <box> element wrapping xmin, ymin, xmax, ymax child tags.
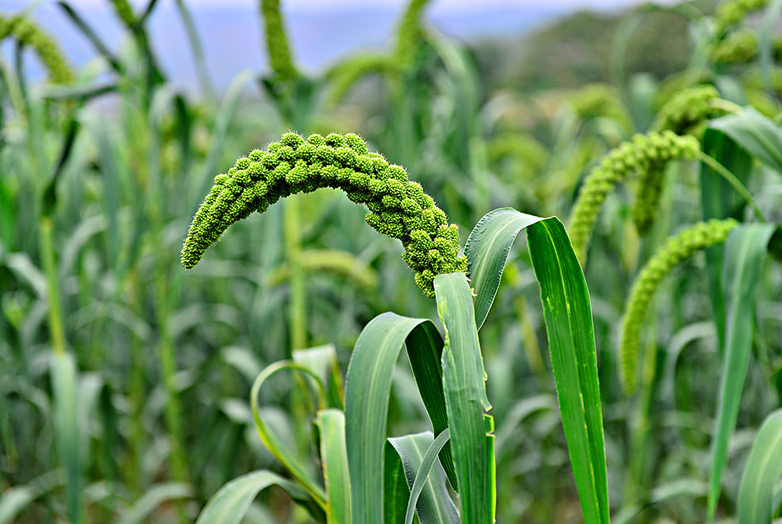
<box><xmin>473</xmin><ymin>1</ymin><xmax>716</xmax><ymax>92</ymax></box>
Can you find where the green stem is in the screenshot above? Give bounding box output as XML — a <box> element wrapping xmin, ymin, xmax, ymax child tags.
<box><xmin>698</xmin><ymin>151</ymin><xmax>767</xmax><ymax>222</ymax></box>
<box><xmin>40</xmin><ymin>218</ymin><xmax>66</xmax><ymax>356</ymax></box>
<box><xmin>284</xmin><ymin>196</ymin><xmax>307</xmax><ymax>351</ymax></box>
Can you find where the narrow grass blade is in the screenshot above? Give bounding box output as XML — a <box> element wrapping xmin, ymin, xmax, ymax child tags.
<box><xmin>344</xmin><ymin>313</ymin><xmax>436</xmax><ymax>524</ymax></box>
<box><xmin>294</xmin><ymin>345</ymin><xmax>344</xmax><ymax>409</ymax></box>
<box><xmin>708</xmin><ymin>224</ymin><xmax>776</xmax><ymax>521</ymax></box>
<box><xmin>738</xmin><ymin>409</ymin><xmax>782</xmax><ymax>524</ymax></box>
<box><xmin>195</xmin><ymin>470</ymin><xmax>310</xmax><ymax>524</ymax></box>
<box><xmin>384</xmin><ymin>442</ymin><xmax>410</xmax><ymax>524</ymax></box>
<box><xmin>709</xmin><ymin>108</ymin><xmax>782</xmax><ymax>176</ymax></box>
<box><xmin>117</xmin><ymin>483</ymin><xmax>194</xmax><ymax>524</ymax></box>
<box><xmin>434</xmin><ymin>273</ymin><xmax>495</xmax><ymax>524</ymax></box>
<box><xmin>463</xmin><ymin>207</ymin><xmax>544</xmax><ymax>330</ymax></box>
<box><xmin>0</xmin><ymin>471</ymin><xmax>60</xmax><ymax>524</ymax></box>
<box><xmin>316</xmin><ymin>409</ymin><xmax>351</xmax><ymax>524</ymax></box>
<box><xmin>465</xmin><ymin>208</ymin><xmax>609</xmax><ymax>524</ymax></box>
<box><xmin>386</xmin><ymin>431</ymin><xmax>459</xmax><ymax>524</ymax></box>
<box><xmin>391</xmin><ymin>430</ymin><xmax>458</xmax><ymax>524</ymax></box>
<box><xmin>51</xmin><ymin>351</ymin><xmax>83</xmax><ymax>524</ymax></box>
<box><xmin>700</xmin><ymin>128</ymin><xmax>752</xmax><ymax>354</ymax></box>
<box><xmin>250</xmin><ymin>362</ymin><xmax>327</xmax><ymax>507</ymax></box>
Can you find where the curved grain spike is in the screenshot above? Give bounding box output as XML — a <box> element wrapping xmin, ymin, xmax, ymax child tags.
<box><xmin>394</xmin><ymin>0</ymin><xmax>431</xmax><ymax>69</ymax></box>
<box><xmin>715</xmin><ymin>0</ymin><xmax>769</xmax><ymax>34</ymax></box>
<box><xmin>619</xmin><ymin>219</ymin><xmax>739</xmax><ymax>394</ymax></box>
<box><xmin>0</xmin><ymin>13</ymin><xmax>74</xmax><ymax>84</ymax></box>
<box><xmin>652</xmin><ymin>85</ymin><xmax>727</xmax><ymax>135</ymax></box>
<box><xmin>567</xmin><ymin>131</ymin><xmax>699</xmax><ymax>262</ymax></box>
<box><xmin>181</xmin><ymin>132</ymin><xmax>466</xmax><ymax>296</ymax></box>
<box><xmin>259</xmin><ymin>0</ymin><xmax>297</xmax><ymax>80</ymax></box>
<box><xmin>324</xmin><ymin>53</ymin><xmax>397</xmax><ymax>105</ymax></box>
<box><xmin>712</xmin><ymin>29</ymin><xmax>782</xmax><ymax>64</ymax></box>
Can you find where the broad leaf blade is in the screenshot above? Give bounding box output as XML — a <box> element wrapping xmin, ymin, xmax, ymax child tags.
<box><xmin>465</xmin><ymin>209</ymin><xmax>609</xmax><ymax>524</ymax></box>
<box><xmin>405</xmin><ymin>321</ymin><xmax>457</xmax><ymax>488</ymax></box>
<box><xmin>434</xmin><ymin>273</ymin><xmax>495</xmax><ymax>524</ymax></box>
<box><xmin>527</xmin><ymin>217</ymin><xmax>609</xmax><ymax>524</ymax></box>
<box><xmin>344</xmin><ymin>313</ymin><xmax>434</xmax><ymax>524</ymax></box>
<box><xmin>738</xmin><ymin>409</ymin><xmax>782</xmax><ymax>524</ymax></box>
<box><xmin>708</xmin><ymin>224</ymin><xmax>776</xmax><ymax>521</ymax></box>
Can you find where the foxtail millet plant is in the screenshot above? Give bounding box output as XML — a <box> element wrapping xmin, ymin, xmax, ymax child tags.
<box><xmin>181</xmin><ymin>132</ymin><xmax>467</xmax><ymax>296</ymax></box>
<box><xmin>0</xmin><ymin>13</ymin><xmax>74</xmax><ymax>84</ymax></box>
<box><xmin>618</xmin><ymin>218</ymin><xmax>739</xmax><ymax>394</ymax></box>
<box><xmin>567</xmin><ymin>131</ymin><xmax>700</xmax><ymax>261</ymax></box>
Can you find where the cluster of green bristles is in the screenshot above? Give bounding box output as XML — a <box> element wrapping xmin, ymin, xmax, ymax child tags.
<box><xmin>568</xmin><ymin>131</ymin><xmax>700</xmax><ymax>261</ymax></box>
<box><xmin>181</xmin><ymin>132</ymin><xmax>467</xmax><ymax>296</ymax></box>
<box><xmin>653</xmin><ymin>85</ymin><xmax>727</xmax><ymax>135</ymax></box>
<box><xmin>619</xmin><ymin>218</ymin><xmax>739</xmax><ymax>393</ymax></box>
<box><xmin>0</xmin><ymin>13</ymin><xmax>73</xmax><ymax>84</ymax></box>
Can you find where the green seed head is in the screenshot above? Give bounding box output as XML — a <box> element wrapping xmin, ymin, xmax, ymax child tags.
<box><xmin>653</xmin><ymin>85</ymin><xmax>725</xmax><ymax>135</ymax></box>
<box><xmin>181</xmin><ymin>132</ymin><xmax>466</xmax><ymax>297</ymax></box>
<box><xmin>618</xmin><ymin>218</ymin><xmax>739</xmax><ymax>394</ymax></box>
<box><xmin>260</xmin><ymin>0</ymin><xmax>297</xmax><ymax>80</ymax></box>
<box><xmin>714</xmin><ymin>0</ymin><xmax>769</xmax><ymax>34</ymax></box>
<box><xmin>0</xmin><ymin>14</ymin><xmax>74</xmax><ymax>84</ymax></box>
<box><xmin>567</xmin><ymin>131</ymin><xmax>700</xmax><ymax>262</ymax></box>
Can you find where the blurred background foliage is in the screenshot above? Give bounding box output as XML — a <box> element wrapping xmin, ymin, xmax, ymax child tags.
<box><xmin>1</xmin><ymin>0</ymin><xmax>781</xmax><ymax>523</ymax></box>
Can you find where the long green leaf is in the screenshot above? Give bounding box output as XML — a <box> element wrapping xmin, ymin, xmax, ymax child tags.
<box><xmin>51</xmin><ymin>352</ymin><xmax>82</xmax><ymax>524</ymax></box>
<box><xmin>388</xmin><ymin>431</ymin><xmax>459</xmax><ymax>524</ymax></box>
<box><xmin>317</xmin><ymin>409</ymin><xmax>351</xmax><ymax>524</ymax></box>
<box><xmin>345</xmin><ymin>313</ymin><xmax>441</xmax><ymax>524</ymax></box>
<box><xmin>434</xmin><ymin>273</ymin><xmax>495</xmax><ymax>524</ymax></box>
<box><xmin>195</xmin><ymin>470</ymin><xmax>309</xmax><ymax>524</ymax></box>
<box><xmin>404</xmin><ymin>321</ymin><xmax>457</xmax><ymax>488</ymax></box>
<box><xmin>250</xmin><ymin>361</ymin><xmax>327</xmax><ymax>507</ymax></box>
<box><xmin>738</xmin><ymin>409</ymin><xmax>782</xmax><ymax>524</ymax></box>
<box><xmin>700</xmin><ymin>128</ymin><xmax>753</xmax><ymax>355</ymax></box>
<box><xmin>465</xmin><ymin>208</ymin><xmax>609</xmax><ymax>524</ymax></box>
<box><xmin>708</xmin><ymin>224</ymin><xmax>776</xmax><ymax>521</ymax></box>
<box><xmin>709</xmin><ymin>108</ymin><xmax>782</xmax><ymax>175</ymax></box>
<box><xmin>384</xmin><ymin>442</ymin><xmax>410</xmax><ymax>524</ymax></box>
<box><xmin>117</xmin><ymin>483</ymin><xmax>194</xmax><ymax>524</ymax></box>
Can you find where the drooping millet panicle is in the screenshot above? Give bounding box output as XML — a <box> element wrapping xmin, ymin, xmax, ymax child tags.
<box><xmin>324</xmin><ymin>53</ymin><xmax>397</xmax><ymax>105</ymax></box>
<box><xmin>394</xmin><ymin>0</ymin><xmax>431</xmax><ymax>70</ymax></box>
<box><xmin>0</xmin><ymin>14</ymin><xmax>74</xmax><ymax>84</ymax></box>
<box><xmin>181</xmin><ymin>132</ymin><xmax>467</xmax><ymax>296</ymax></box>
<box><xmin>652</xmin><ymin>85</ymin><xmax>727</xmax><ymax>135</ymax></box>
<box><xmin>619</xmin><ymin>219</ymin><xmax>739</xmax><ymax>394</ymax></box>
<box><xmin>714</xmin><ymin>0</ymin><xmax>768</xmax><ymax>35</ymax></box>
<box><xmin>259</xmin><ymin>0</ymin><xmax>297</xmax><ymax>80</ymax></box>
<box><xmin>711</xmin><ymin>29</ymin><xmax>782</xmax><ymax>64</ymax></box>
<box><xmin>567</xmin><ymin>131</ymin><xmax>700</xmax><ymax>262</ymax></box>
<box><xmin>568</xmin><ymin>83</ymin><xmax>631</xmax><ymax>128</ymax></box>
